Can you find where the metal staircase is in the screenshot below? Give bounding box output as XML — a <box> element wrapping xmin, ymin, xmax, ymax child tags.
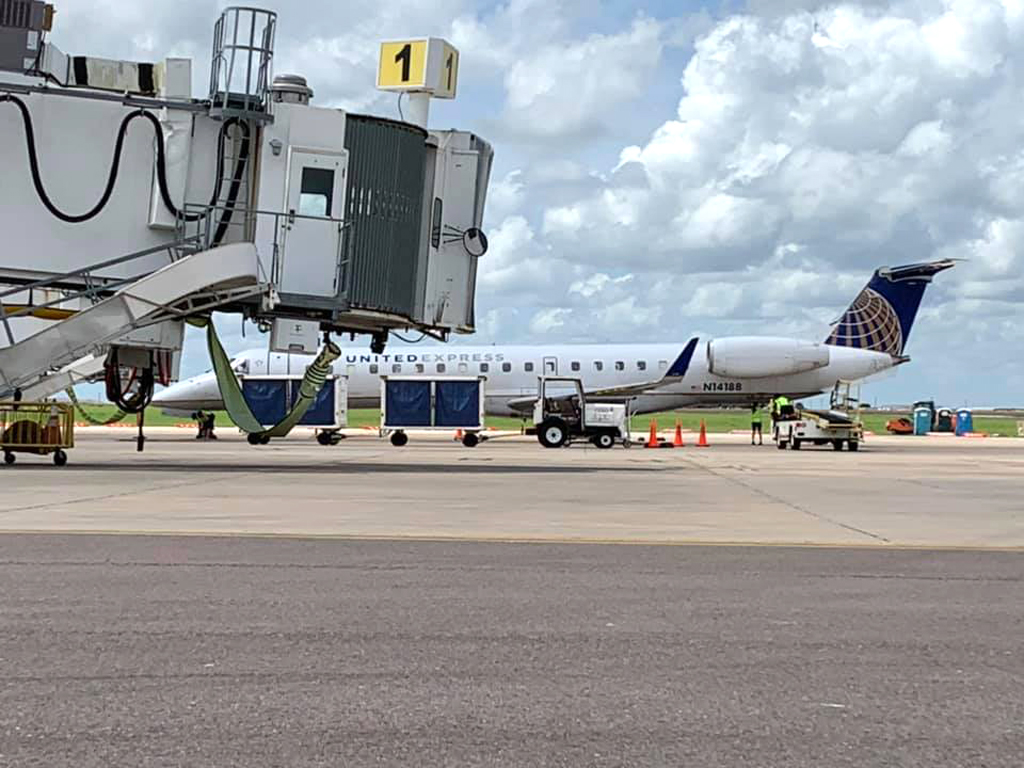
<box><xmin>0</xmin><ymin>243</ymin><xmax>267</xmax><ymax>399</ymax></box>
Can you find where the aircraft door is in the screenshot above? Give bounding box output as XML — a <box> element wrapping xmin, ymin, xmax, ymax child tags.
<box><xmin>543</xmin><ymin>356</ymin><xmax>558</xmax><ymax>375</ymax></box>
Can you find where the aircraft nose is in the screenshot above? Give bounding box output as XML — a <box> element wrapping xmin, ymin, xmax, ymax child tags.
<box><xmin>152</xmin><ymin>377</ymin><xmax>201</xmax><ymax>407</ymax></box>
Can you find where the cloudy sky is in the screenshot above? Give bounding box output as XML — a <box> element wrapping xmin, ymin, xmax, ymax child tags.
<box><xmin>54</xmin><ymin>0</ymin><xmax>1023</xmax><ymax>405</ymax></box>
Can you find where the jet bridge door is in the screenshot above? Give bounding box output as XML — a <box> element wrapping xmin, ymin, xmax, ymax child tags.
<box><xmin>280</xmin><ymin>149</ymin><xmax>348</xmax><ymax>297</ymax></box>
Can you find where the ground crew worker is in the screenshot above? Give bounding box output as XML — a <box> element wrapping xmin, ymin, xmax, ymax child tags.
<box><xmin>750</xmin><ymin>404</ymin><xmax>764</xmax><ymax>445</ymax></box>
<box><xmin>193</xmin><ymin>411</ymin><xmax>217</xmax><ymax>440</ymax></box>
<box><xmin>770</xmin><ymin>395</ymin><xmax>792</xmax><ymax>427</ymax></box>
<box><xmin>203</xmin><ymin>412</ymin><xmax>217</xmax><ymax>440</ymax></box>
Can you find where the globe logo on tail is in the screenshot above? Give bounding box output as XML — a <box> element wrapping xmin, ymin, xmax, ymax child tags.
<box><xmin>826</xmin><ymin>287</ymin><xmax>903</xmax><ymax>356</ymax></box>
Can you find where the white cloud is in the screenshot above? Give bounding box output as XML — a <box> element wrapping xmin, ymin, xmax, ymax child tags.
<box><xmin>529</xmin><ymin>307</ymin><xmax>571</xmax><ymax>334</ymax></box>
<box><xmin>500</xmin><ymin>17</ymin><xmax>666</xmax><ymax>140</ymax></box>
<box><xmin>485</xmin><ymin>170</ymin><xmax>526</xmax><ymax>223</ymax></box>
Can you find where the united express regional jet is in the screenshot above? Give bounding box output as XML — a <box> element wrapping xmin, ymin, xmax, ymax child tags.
<box><xmin>153</xmin><ymin>260</ymin><xmax>954</xmax><ymax>417</ymax></box>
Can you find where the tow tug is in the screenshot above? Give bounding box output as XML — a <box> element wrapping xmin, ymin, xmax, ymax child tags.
<box><xmin>534</xmin><ymin>377</ymin><xmax>633</xmax><ymax>449</ymax></box>
<box><xmin>773</xmin><ymin>382</ymin><xmax>864</xmax><ymax>452</ymax></box>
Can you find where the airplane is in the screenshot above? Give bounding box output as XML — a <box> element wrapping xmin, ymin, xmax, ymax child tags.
<box><xmin>152</xmin><ymin>259</ymin><xmax>955</xmax><ymax>419</ymax></box>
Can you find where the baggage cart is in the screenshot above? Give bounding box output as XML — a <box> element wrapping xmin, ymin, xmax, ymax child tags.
<box><xmin>0</xmin><ymin>401</ymin><xmax>75</xmax><ymax>466</ymax></box>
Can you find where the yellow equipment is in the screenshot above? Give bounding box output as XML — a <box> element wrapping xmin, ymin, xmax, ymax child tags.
<box><xmin>0</xmin><ymin>401</ymin><xmax>75</xmax><ymax>466</ymax></box>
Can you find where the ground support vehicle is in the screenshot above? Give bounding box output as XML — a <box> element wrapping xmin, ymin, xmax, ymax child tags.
<box><xmin>773</xmin><ymin>381</ymin><xmax>864</xmax><ymax>452</ymax></box>
<box><xmin>534</xmin><ymin>377</ymin><xmax>632</xmax><ymax>449</ymax></box>
<box><xmin>774</xmin><ymin>410</ymin><xmax>863</xmax><ymax>451</ymax></box>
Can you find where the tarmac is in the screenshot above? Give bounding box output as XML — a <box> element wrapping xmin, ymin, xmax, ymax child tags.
<box><xmin>0</xmin><ymin>428</ymin><xmax>1021</xmax><ymax>548</ymax></box>
<box><xmin>0</xmin><ymin>429</ymin><xmax>1021</xmax><ymax>766</ymax></box>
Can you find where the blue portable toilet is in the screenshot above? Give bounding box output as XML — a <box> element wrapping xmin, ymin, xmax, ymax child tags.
<box><xmin>913</xmin><ymin>407</ymin><xmax>932</xmax><ymax>435</ymax></box>
<box><xmin>955</xmin><ymin>408</ymin><xmax>973</xmax><ymax>436</ymax></box>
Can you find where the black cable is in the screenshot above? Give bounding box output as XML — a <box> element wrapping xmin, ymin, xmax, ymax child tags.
<box><xmin>211</xmin><ymin>119</ymin><xmax>251</xmax><ymax>246</ymax></box>
<box><xmin>391</xmin><ymin>331</ymin><xmax>427</xmax><ymax>343</ymax></box>
<box><xmin>104</xmin><ymin>349</ymin><xmax>155</xmax><ymax>413</ymax></box>
<box><xmin>0</xmin><ymin>94</ymin><xmax>248</xmax><ymax>225</ymax></box>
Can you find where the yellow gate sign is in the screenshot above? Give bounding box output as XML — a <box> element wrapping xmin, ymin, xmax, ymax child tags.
<box><xmin>377</xmin><ymin>38</ymin><xmax>459</xmax><ymax>99</ymax></box>
<box><xmin>378</xmin><ymin>40</ymin><xmax>428</xmax><ymax>90</ymax></box>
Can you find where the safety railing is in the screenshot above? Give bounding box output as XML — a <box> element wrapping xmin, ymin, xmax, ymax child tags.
<box><xmin>178</xmin><ymin>203</ymin><xmax>348</xmax><ymax>296</ymax></box>
<box><xmin>0</xmin><ymin>236</ymin><xmax>204</xmax><ymax>346</ymax></box>
<box><xmin>208</xmin><ymin>7</ymin><xmax>277</xmax><ymax>120</ymax></box>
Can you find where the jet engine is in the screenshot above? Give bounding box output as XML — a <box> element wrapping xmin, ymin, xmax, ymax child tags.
<box><xmin>707</xmin><ymin>337</ymin><xmax>830</xmax><ymax>379</ymax></box>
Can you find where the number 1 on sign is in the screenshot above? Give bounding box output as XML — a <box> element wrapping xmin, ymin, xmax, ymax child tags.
<box><xmin>395</xmin><ymin>43</ymin><xmax>412</xmax><ymax>82</ymax></box>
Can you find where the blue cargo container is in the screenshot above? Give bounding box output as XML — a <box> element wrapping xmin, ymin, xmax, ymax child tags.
<box><xmin>240</xmin><ymin>376</ymin><xmax>347</xmax><ymax>429</ymax></box>
<box><xmin>381</xmin><ymin>376</ymin><xmax>486</xmax><ymax>447</ymax></box>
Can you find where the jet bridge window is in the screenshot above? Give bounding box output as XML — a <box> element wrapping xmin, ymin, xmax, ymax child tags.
<box><xmin>615</xmin><ymin>361</ymin><xmax>625</xmax><ymax>371</ymax></box>
<box><xmin>637</xmin><ymin>361</ymin><xmax>647</xmax><ymax>371</ymax></box>
<box><xmin>299</xmin><ymin>167</ymin><xmax>335</xmax><ymax>217</ymax></box>
<box><xmin>431</xmin><ymin>198</ymin><xmax>443</xmax><ymax>248</ymax></box>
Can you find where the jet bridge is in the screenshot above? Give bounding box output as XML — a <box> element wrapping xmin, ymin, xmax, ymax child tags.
<box><xmin>0</xmin><ymin>5</ymin><xmax>493</xmax><ymax>404</ymax></box>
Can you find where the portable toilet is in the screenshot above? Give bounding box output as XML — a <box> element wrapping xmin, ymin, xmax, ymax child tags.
<box><xmin>935</xmin><ymin>408</ymin><xmax>954</xmax><ymax>432</ymax></box>
<box><xmin>913</xmin><ymin>407</ymin><xmax>933</xmax><ymax>435</ymax></box>
<box><xmin>955</xmin><ymin>408</ymin><xmax>973</xmax><ymax>436</ymax></box>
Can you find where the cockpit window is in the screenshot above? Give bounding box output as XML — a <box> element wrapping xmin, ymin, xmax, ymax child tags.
<box><xmin>231</xmin><ymin>359</ymin><xmax>250</xmax><ymax>374</ymax></box>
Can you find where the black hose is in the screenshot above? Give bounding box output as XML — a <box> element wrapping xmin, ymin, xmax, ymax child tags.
<box><xmin>104</xmin><ymin>349</ymin><xmax>155</xmax><ymax>413</ymax></box>
<box><xmin>212</xmin><ymin>119</ymin><xmax>251</xmax><ymax>246</ymax></box>
<box><xmin>0</xmin><ymin>94</ymin><xmax>249</xmax><ymax>226</ymax></box>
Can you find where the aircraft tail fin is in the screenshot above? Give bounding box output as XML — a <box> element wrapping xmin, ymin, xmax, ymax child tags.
<box><xmin>825</xmin><ymin>260</ymin><xmax>955</xmax><ymax>356</ymax></box>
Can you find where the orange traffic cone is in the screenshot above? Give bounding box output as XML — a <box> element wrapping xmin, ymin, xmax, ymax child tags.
<box><xmin>454</xmin><ymin>429</ymin><xmax>464</xmax><ymax>442</ymax></box>
<box><xmin>697</xmin><ymin>419</ymin><xmax>709</xmax><ymax>447</ymax></box>
<box><xmin>645</xmin><ymin>420</ymin><xmax>659</xmax><ymax>448</ymax></box>
<box><xmin>673</xmin><ymin>421</ymin><xmax>685</xmax><ymax>447</ymax></box>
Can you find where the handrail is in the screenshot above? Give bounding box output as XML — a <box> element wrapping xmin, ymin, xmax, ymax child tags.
<box><xmin>0</xmin><ymin>237</ymin><xmax>203</xmax><ymax>301</ymax></box>
<box><xmin>0</xmin><ymin>236</ymin><xmax>205</xmax><ymax>328</ymax></box>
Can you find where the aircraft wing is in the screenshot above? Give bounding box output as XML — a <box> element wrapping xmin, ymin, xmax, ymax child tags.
<box><xmin>506</xmin><ymin>337</ymin><xmax>699</xmax><ymax>413</ymax></box>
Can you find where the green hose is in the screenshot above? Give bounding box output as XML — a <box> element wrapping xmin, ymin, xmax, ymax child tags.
<box><xmin>65</xmin><ymin>386</ymin><xmax>127</xmax><ymax>425</ymax></box>
<box><xmin>198</xmin><ymin>318</ymin><xmax>341</xmax><ymax>439</ymax></box>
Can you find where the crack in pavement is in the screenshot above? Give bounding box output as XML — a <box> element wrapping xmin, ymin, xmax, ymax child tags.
<box><xmin>678</xmin><ymin>456</ymin><xmax>891</xmax><ymax>544</ymax></box>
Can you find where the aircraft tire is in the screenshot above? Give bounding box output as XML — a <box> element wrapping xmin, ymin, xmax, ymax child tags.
<box><xmin>390</xmin><ymin>431</ymin><xmax>409</xmax><ymax>447</ymax></box>
<box><xmin>538</xmin><ymin>419</ymin><xmax>567</xmax><ymax>449</ymax></box>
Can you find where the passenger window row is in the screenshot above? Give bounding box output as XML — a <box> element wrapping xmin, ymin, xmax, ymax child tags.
<box><xmin>366</xmin><ymin>359</ymin><xmax>669</xmax><ymax>375</ymax></box>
